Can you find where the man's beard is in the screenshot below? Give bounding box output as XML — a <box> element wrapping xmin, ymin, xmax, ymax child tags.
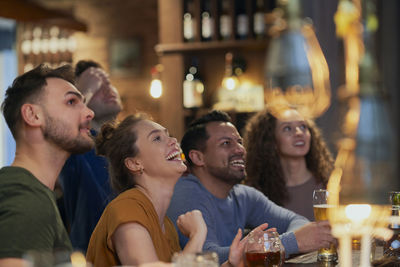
<box><xmin>42</xmin><ymin>112</ymin><xmax>94</xmax><ymax>154</ymax></box>
<box><xmin>207</xmin><ymin>164</ymin><xmax>246</xmax><ymax>186</ymax></box>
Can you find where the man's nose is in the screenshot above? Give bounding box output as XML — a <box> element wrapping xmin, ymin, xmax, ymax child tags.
<box><xmin>234</xmin><ymin>142</ymin><xmax>245</xmax><ymax>154</ymax></box>
<box><xmin>86</xmin><ymin>106</ymin><xmax>95</xmax><ymax>120</ymax></box>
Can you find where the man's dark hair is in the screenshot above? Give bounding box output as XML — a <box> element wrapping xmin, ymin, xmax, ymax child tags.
<box><xmin>181</xmin><ymin>110</ymin><xmax>232</xmax><ymax>166</ymax></box>
<box><xmin>1</xmin><ymin>64</ymin><xmax>75</xmax><ymax>139</ymax></box>
<box><xmin>75</xmin><ymin>60</ymin><xmax>102</xmax><ymax>77</ymax></box>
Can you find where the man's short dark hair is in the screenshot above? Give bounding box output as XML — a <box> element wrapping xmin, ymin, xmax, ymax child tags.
<box><xmin>75</xmin><ymin>60</ymin><xmax>102</xmax><ymax>77</ymax></box>
<box><xmin>1</xmin><ymin>64</ymin><xmax>75</xmax><ymax>139</ymax></box>
<box><xmin>181</xmin><ymin>110</ymin><xmax>232</xmax><ymax>166</ymax></box>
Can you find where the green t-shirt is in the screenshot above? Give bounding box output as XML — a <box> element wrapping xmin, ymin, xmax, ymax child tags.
<box><xmin>0</xmin><ymin>166</ymin><xmax>72</xmax><ymax>259</ymax></box>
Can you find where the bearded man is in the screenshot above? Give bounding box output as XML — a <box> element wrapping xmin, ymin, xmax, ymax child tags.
<box><xmin>0</xmin><ymin>64</ymin><xmax>94</xmax><ymax>267</ymax></box>
<box><xmin>167</xmin><ymin>110</ymin><xmax>335</xmax><ymax>265</ymax></box>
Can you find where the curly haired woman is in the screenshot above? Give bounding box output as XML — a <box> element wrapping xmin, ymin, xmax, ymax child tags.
<box><xmin>243</xmin><ymin>107</ymin><xmax>334</xmax><ymax>221</ymax></box>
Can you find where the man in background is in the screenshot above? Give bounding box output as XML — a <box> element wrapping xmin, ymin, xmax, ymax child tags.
<box><xmin>167</xmin><ymin>110</ymin><xmax>335</xmax><ymax>264</ymax></box>
<box><xmin>59</xmin><ymin>60</ymin><xmax>123</xmax><ymax>252</ymax></box>
<box><xmin>0</xmin><ymin>64</ymin><xmax>94</xmax><ymax>266</ymax></box>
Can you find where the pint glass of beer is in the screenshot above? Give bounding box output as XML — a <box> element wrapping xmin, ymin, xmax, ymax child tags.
<box><xmin>313</xmin><ymin>189</ymin><xmax>338</xmax><ymax>262</ymax></box>
<box><xmin>245</xmin><ymin>230</ymin><xmax>285</xmax><ymax>267</ymax></box>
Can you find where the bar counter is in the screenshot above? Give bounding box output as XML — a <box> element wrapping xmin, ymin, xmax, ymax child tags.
<box><xmin>284</xmin><ymin>246</ymin><xmax>384</xmax><ymax>267</ymax></box>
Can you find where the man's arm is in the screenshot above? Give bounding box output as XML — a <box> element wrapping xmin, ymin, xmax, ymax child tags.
<box><xmin>244</xmin><ymin>186</ymin><xmax>309</xmax><ymax>256</ymax></box>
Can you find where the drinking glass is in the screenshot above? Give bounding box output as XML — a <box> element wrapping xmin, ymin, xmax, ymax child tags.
<box><xmin>313</xmin><ymin>189</ymin><xmax>338</xmax><ymax>262</ymax></box>
<box><xmin>244</xmin><ymin>230</ymin><xmax>285</xmax><ymax>267</ymax></box>
<box><xmin>172</xmin><ymin>251</ymin><xmax>219</xmax><ymax>267</ymax></box>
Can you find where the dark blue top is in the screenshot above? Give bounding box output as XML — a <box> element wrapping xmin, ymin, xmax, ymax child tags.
<box><xmin>59</xmin><ymin>144</ymin><xmax>114</xmax><ymax>253</ymax></box>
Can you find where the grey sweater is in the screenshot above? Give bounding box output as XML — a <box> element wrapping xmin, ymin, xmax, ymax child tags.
<box><xmin>167</xmin><ymin>174</ymin><xmax>309</xmax><ymax>264</ymax></box>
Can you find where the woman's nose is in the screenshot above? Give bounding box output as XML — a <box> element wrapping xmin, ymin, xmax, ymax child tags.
<box><xmin>168</xmin><ymin>136</ymin><xmax>177</xmax><ymax>145</ymax></box>
<box><xmin>294</xmin><ymin>127</ymin><xmax>303</xmax><ymax>135</ymax></box>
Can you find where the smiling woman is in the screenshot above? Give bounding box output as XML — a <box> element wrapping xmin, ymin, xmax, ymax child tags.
<box><xmin>243</xmin><ymin>107</ymin><xmax>335</xmax><ymax>221</ymax></box>
<box><xmin>85</xmin><ymin>114</ymin><xmax>208</xmax><ymax>267</ymax></box>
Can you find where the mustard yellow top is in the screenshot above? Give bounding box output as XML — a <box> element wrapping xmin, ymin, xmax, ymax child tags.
<box><xmin>86</xmin><ymin>188</ymin><xmax>181</xmax><ymax>267</ymax></box>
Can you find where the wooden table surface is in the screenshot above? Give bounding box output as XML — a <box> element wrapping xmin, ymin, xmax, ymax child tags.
<box><xmin>284</xmin><ymin>246</ymin><xmax>384</xmax><ymax>267</ymax></box>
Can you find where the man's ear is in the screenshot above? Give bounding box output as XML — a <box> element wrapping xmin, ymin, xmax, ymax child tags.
<box><xmin>124</xmin><ymin>157</ymin><xmax>144</xmax><ymax>173</ymax></box>
<box><xmin>188</xmin><ymin>150</ymin><xmax>205</xmax><ymax>167</ymax></box>
<box><xmin>20</xmin><ymin>103</ymin><xmax>42</xmax><ymax>127</ymax></box>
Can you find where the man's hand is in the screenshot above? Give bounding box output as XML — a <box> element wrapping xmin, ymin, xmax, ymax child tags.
<box><xmin>294</xmin><ymin>221</ymin><xmax>337</xmax><ymax>253</ymax></box>
<box><xmin>76</xmin><ymin>67</ymin><xmax>107</xmax><ymax>102</ymax></box>
<box><xmin>223</xmin><ymin>223</ymin><xmax>270</xmax><ymax>267</ymax></box>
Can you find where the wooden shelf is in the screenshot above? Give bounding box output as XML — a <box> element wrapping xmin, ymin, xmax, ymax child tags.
<box><xmin>155</xmin><ymin>39</ymin><xmax>269</xmax><ymax>55</ymax></box>
<box><xmin>156</xmin><ymin>0</ymin><xmax>271</xmax><ymax>140</ymax></box>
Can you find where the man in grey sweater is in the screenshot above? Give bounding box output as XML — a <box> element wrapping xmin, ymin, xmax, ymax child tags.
<box><xmin>167</xmin><ymin>110</ymin><xmax>335</xmax><ymax>264</ymax></box>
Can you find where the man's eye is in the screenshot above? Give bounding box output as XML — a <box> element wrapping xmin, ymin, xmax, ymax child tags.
<box><xmin>222</xmin><ymin>141</ymin><xmax>230</xmax><ymax>145</ymax></box>
<box><xmin>67</xmin><ymin>99</ymin><xmax>76</xmax><ymax>105</ymax></box>
<box><xmin>153</xmin><ymin>136</ymin><xmax>161</xmax><ymax>142</ymax></box>
<box><xmin>283</xmin><ymin>126</ymin><xmax>291</xmax><ymax>131</ymax></box>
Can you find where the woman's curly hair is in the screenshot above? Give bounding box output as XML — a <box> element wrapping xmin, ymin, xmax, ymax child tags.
<box><xmin>243</xmin><ymin>108</ymin><xmax>334</xmax><ymax>206</ymax></box>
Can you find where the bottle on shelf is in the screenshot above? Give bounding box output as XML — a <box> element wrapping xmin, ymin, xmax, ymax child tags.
<box><xmin>183</xmin><ymin>58</ymin><xmax>205</xmax><ymax>108</ymax></box>
<box><xmin>201</xmin><ymin>0</ymin><xmax>214</xmax><ymax>41</ymax></box>
<box><xmin>384</xmin><ymin>191</ymin><xmax>400</xmax><ymax>259</ymax></box>
<box><xmin>219</xmin><ymin>0</ymin><xmax>232</xmax><ymax>41</ymax></box>
<box><xmin>183</xmin><ymin>0</ymin><xmax>196</xmax><ymax>42</ymax></box>
<box><xmin>221</xmin><ymin>52</ymin><xmax>239</xmax><ymax>90</ymax></box>
<box><xmin>235</xmin><ymin>0</ymin><xmax>249</xmax><ymax>40</ymax></box>
<box><xmin>253</xmin><ymin>0</ymin><xmax>266</xmax><ymax>39</ymax></box>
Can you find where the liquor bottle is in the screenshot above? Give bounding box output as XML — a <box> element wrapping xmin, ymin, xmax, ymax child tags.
<box><xmin>183</xmin><ymin>58</ymin><xmax>204</xmax><ymax>108</ymax></box>
<box><xmin>235</xmin><ymin>0</ymin><xmax>249</xmax><ymax>40</ymax></box>
<box><xmin>384</xmin><ymin>192</ymin><xmax>400</xmax><ymax>258</ymax></box>
<box><xmin>201</xmin><ymin>0</ymin><xmax>214</xmax><ymax>41</ymax></box>
<box><xmin>219</xmin><ymin>0</ymin><xmax>232</xmax><ymax>40</ymax></box>
<box><xmin>253</xmin><ymin>0</ymin><xmax>265</xmax><ymax>39</ymax></box>
<box><xmin>183</xmin><ymin>0</ymin><xmax>196</xmax><ymax>42</ymax></box>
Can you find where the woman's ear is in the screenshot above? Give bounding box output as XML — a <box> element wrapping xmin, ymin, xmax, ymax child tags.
<box><xmin>124</xmin><ymin>157</ymin><xmax>144</xmax><ymax>173</ymax></box>
<box><xmin>188</xmin><ymin>150</ymin><xmax>205</xmax><ymax>167</ymax></box>
<box><xmin>20</xmin><ymin>103</ymin><xmax>42</xmax><ymax>127</ymax></box>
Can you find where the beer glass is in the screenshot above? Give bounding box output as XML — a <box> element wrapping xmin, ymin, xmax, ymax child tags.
<box><xmin>313</xmin><ymin>189</ymin><xmax>338</xmax><ymax>262</ymax></box>
<box><xmin>244</xmin><ymin>230</ymin><xmax>285</xmax><ymax>267</ymax></box>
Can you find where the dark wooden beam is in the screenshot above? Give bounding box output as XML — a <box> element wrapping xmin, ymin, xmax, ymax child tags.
<box><xmin>0</xmin><ymin>0</ymin><xmax>87</xmax><ymax>32</ymax></box>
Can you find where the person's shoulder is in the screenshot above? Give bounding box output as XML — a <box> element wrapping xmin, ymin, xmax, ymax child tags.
<box><xmin>174</xmin><ymin>174</ymin><xmax>203</xmax><ymax>192</ymax></box>
<box><xmin>102</xmin><ymin>188</ymin><xmax>159</xmax><ymax>230</ymax></box>
<box><xmin>231</xmin><ymin>184</ymin><xmax>268</xmax><ymax>201</ymax></box>
<box><xmin>0</xmin><ymin>181</ymin><xmax>56</xmax><ymax>226</ymax></box>
<box><xmin>0</xmin><ymin>166</ymin><xmax>32</xmax><ymax>179</ymax></box>
<box><xmin>168</xmin><ymin>175</ymin><xmax>210</xmax><ymax>216</ymax></box>
<box><xmin>63</xmin><ymin>148</ymin><xmax>97</xmax><ymax>165</ymax></box>
<box><xmin>0</xmin><ymin>167</ymin><xmax>48</xmax><ymax>192</ymax></box>
<box><xmin>60</xmin><ymin>148</ymin><xmax>105</xmax><ymax>179</ymax></box>
<box><xmin>232</xmin><ymin>183</ymin><xmax>263</xmax><ymax>195</ymax></box>
<box><xmin>106</xmin><ymin>188</ymin><xmax>153</xmax><ymax>215</ymax></box>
